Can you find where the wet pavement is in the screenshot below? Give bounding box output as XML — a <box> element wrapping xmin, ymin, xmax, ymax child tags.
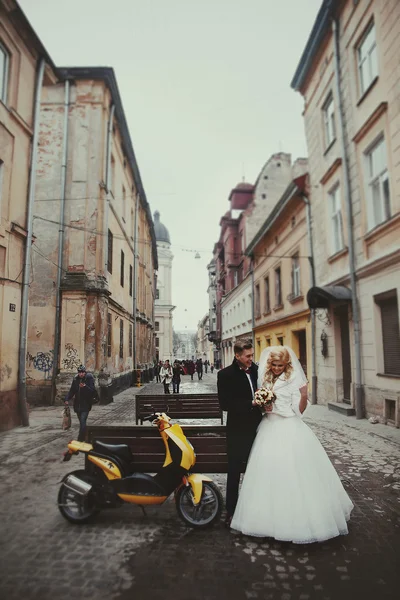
<box><xmin>0</xmin><ymin>371</ymin><xmax>399</xmax><ymax>599</ymax></box>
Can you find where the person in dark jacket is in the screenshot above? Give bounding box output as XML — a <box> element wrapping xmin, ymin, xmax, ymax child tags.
<box><xmin>187</xmin><ymin>360</ymin><xmax>195</xmax><ymax>380</ymax></box>
<box><xmin>217</xmin><ymin>339</ymin><xmax>261</xmax><ymax>527</ymax></box>
<box><xmin>172</xmin><ymin>361</ymin><xmax>184</xmax><ymax>393</ymax></box>
<box><xmin>64</xmin><ymin>364</ymin><xmax>97</xmax><ymax>441</ymax></box>
<box><xmin>196</xmin><ymin>358</ymin><xmax>203</xmax><ymax>380</ymax></box>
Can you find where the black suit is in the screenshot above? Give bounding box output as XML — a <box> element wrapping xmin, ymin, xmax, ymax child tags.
<box><xmin>217</xmin><ymin>359</ymin><xmax>261</xmax><ymax>515</ymax></box>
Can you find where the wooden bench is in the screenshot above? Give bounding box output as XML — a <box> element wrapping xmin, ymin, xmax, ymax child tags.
<box><xmin>135</xmin><ymin>393</ymin><xmax>223</xmax><ymax>425</ymax></box>
<box><xmin>86</xmin><ymin>425</ymin><xmax>229</xmax><ymax>473</ymax></box>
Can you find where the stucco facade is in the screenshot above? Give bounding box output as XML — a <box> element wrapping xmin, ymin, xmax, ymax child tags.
<box><xmin>292</xmin><ymin>0</ymin><xmax>400</xmax><ymax>423</ymax></box>
<box><xmin>221</xmin><ymin>275</ymin><xmax>252</xmax><ymax>366</ymax></box>
<box><xmin>0</xmin><ymin>0</ymin><xmax>57</xmax><ymax>429</ymax></box>
<box><xmin>154</xmin><ymin>211</ymin><xmax>174</xmax><ymax>362</ymax></box>
<box><xmin>247</xmin><ymin>174</ymin><xmax>312</xmax><ymax>379</ymax></box>
<box><xmin>27</xmin><ymin>69</ymin><xmax>157</xmax><ymax>404</ymax></box>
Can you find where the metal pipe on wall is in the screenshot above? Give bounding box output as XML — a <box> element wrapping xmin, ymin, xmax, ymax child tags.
<box><xmin>302</xmin><ymin>194</ymin><xmax>317</xmax><ymax>404</ymax></box>
<box><xmin>104</xmin><ymin>104</ymin><xmax>115</xmax><ymax>272</ymax></box>
<box><xmin>250</xmin><ymin>256</ymin><xmax>255</xmax><ymax>351</ymax></box>
<box><xmin>332</xmin><ymin>18</ymin><xmax>364</xmax><ymax>419</ymax></box>
<box><xmin>18</xmin><ymin>58</ymin><xmax>46</xmax><ymax>426</ymax></box>
<box><xmin>132</xmin><ymin>192</ymin><xmax>140</xmax><ymax>371</ymax></box>
<box><xmin>52</xmin><ymin>79</ymin><xmax>70</xmax><ymax>399</ymax></box>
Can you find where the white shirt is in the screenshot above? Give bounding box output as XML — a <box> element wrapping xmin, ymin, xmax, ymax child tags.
<box><xmin>243</xmin><ymin>370</ymin><xmax>255</xmax><ymax>399</ymax></box>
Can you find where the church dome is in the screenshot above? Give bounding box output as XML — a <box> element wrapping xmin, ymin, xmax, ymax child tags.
<box><xmin>153</xmin><ymin>211</ymin><xmax>171</xmax><ymax>244</ymax></box>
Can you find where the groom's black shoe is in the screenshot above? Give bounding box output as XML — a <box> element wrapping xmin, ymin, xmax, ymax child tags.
<box><xmin>224</xmin><ymin>514</ymin><xmax>232</xmax><ymax>528</ymax></box>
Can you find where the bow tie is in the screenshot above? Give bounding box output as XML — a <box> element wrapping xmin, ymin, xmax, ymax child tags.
<box><xmin>244</xmin><ymin>368</ymin><xmax>251</xmax><ymax>374</ymax></box>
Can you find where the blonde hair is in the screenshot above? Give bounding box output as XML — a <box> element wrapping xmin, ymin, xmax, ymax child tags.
<box><xmin>263</xmin><ymin>346</ymin><xmax>293</xmax><ymax>385</ymax></box>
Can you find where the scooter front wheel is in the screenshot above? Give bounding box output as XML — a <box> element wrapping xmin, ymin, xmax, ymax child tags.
<box><xmin>176</xmin><ymin>481</ymin><xmax>223</xmax><ymax>528</ymax></box>
<box><xmin>58</xmin><ymin>469</ymin><xmax>99</xmax><ymax>524</ymax></box>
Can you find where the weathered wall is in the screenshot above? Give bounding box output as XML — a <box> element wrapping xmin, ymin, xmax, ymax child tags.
<box><xmin>298</xmin><ymin>0</ymin><xmax>400</xmax><ymax>417</ymax></box>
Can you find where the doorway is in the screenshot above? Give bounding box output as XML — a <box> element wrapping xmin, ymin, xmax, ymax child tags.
<box><xmin>337</xmin><ymin>306</ymin><xmax>351</xmax><ymax>403</ymax></box>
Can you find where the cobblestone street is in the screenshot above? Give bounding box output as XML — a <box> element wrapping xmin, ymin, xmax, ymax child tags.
<box><xmin>0</xmin><ymin>372</ymin><xmax>399</xmax><ymax>600</ymax></box>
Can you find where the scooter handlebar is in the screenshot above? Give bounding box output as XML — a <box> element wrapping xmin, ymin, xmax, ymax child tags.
<box><xmin>142</xmin><ymin>404</ymin><xmax>170</xmax><ymax>423</ymax></box>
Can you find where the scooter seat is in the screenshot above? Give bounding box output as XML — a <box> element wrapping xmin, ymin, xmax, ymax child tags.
<box><xmin>94</xmin><ymin>441</ymin><xmax>133</xmax><ymax>463</ymax></box>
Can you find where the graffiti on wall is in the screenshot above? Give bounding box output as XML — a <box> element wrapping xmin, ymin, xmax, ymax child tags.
<box><xmin>26</xmin><ymin>350</ymin><xmax>54</xmax><ymax>379</ymax></box>
<box><xmin>62</xmin><ymin>343</ymin><xmax>81</xmax><ymax>370</ymax></box>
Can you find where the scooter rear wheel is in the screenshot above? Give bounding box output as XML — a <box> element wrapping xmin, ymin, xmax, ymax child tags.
<box><xmin>58</xmin><ymin>469</ymin><xmax>99</xmax><ymax>524</ymax></box>
<box><xmin>176</xmin><ymin>481</ymin><xmax>223</xmax><ymax>528</ymax></box>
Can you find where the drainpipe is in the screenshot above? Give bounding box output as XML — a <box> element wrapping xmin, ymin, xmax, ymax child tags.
<box><xmin>104</xmin><ymin>104</ymin><xmax>115</xmax><ymax>271</ymax></box>
<box><xmin>18</xmin><ymin>58</ymin><xmax>46</xmax><ymax>426</ymax></box>
<box><xmin>302</xmin><ymin>193</ymin><xmax>317</xmax><ymax>404</ymax></box>
<box><xmin>52</xmin><ymin>80</ymin><xmax>70</xmax><ymax>400</ymax></box>
<box><xmin>132</xmin><ymin>192</ymin><xmax>140</xmax><ymax>371</ymax></box>
<box><xmin>250</xmin><ymin>255</ymin><xmax>255</xmax><ymax>350</ymax></box>
<box><xmin>332</xmin><ymin>18</ymin><xmax>364</xmax><ymax>419</ymax></box>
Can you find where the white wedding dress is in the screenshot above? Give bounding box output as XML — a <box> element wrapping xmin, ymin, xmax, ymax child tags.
<box><xmin>231</xmin><ymin>371</ymin><xmax>354</xmax><ymax>543</ymax></box>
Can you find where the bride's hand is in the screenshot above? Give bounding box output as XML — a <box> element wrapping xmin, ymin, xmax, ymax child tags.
<box><xmin>299</xmin><ymin>384</ymin><xmax>308</xmax><ymax>397</ymax></box>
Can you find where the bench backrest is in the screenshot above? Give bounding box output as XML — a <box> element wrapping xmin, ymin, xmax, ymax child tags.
<box><xmin>136</xmin><ymin>393</ymin><xmax>223</xmax><ymax>424</ymax></box>
<box><xmin>86</xmin><ymin>425</ymin><xmax>228</xmax><ymax>473</ymax></box>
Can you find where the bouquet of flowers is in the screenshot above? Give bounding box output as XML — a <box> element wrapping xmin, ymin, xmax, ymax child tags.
<box><xmin>253</xmin><ymin>387</ymin><xmax>276</xmax><ymax>414</ymax></box>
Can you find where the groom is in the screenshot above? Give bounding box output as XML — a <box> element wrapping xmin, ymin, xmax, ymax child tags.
<box><xmin>217</xmin><ymin>339</ymin><xmax>262</xmax><ymax>527</ymax></box>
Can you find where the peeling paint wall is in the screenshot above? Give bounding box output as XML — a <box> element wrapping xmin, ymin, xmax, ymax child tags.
<box><xmin>27</xmin><ymin>76</ymin><xmax>157</xmax><ymax>405</ymax></box>
<box><xmin>0</xmin><ymin>2</ymin><xmax>56</xmax><ymax>429</ymax></box>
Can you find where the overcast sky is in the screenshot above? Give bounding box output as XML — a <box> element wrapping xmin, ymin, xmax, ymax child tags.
<box><xmin>20</xmin><ymin>0</ymin><xmax>321</xmax><ymax>331</ymax></box>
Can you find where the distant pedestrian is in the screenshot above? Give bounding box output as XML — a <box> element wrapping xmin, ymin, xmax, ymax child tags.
<box><xmin>188</xmin><ymin>360</ymin><xmax>195</xmax><ymax>381</ymax></box>
<box><xmin>204</xmin><ymin>360</ymin><xmax>208</xmax><ymax>374</ymax></box>
<box><xmin>210</xmin><ymin>363</ymin><xmax>214</xmax><ymax>374</ymax></box>
<box><xmin>64</xmin><ymin>365</ymin><xmax>97</xmax><ymax>442</ymax></box>
<box><xmin>172</xmin><ymin>361</ymin><xmax>184</xmax><ymax>393</ymax></box>
<box><xmin>196</xmin><ymin>358</ymin><xmax>203</xmax><ymax>380</ymax></box>
<box><xmin>155</xmin><ymin>360</ymin><xmax>163</xmax><ymax>383</ymax></box>
<box><xmin>160</xmin><ymin>359</ymin><xmax>173</xmax><ymax>394</ymax></box>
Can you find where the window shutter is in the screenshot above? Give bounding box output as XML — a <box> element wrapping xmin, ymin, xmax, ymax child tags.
<box><xmin>381</xmin><ymin>297</ymin><xmax>400</xmax><ymax>376</ymax></box>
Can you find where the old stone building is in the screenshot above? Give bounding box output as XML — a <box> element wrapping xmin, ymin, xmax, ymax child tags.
<box><xmin>292</xmin><ymin>0</ymin><xmax>400</xmax><ymax>423</ymax></box>
<box><xmin>246</xmin><ymin>167</ymin><xmax>312</xmax><ymax>378</ymax></box>
<box><xmin>153</xmin><ymin>211</ymin><xmax>174</xmax><ymax>363</ymax></box>
<box><xmin>0</xmin><ymin>0</ymin><xmax>58</xmax><ymax>429</ymax></box>
<box><xmin>28</xmin><ymin>67</ymin><xmax>157</xmax><ymax>404</ymax></box>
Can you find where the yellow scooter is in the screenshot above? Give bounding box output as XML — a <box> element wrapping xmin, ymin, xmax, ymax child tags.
<box><xmin>58</xmin><ymin>410</ymin><xmax>223</xmax><ymax>528</ymax></box>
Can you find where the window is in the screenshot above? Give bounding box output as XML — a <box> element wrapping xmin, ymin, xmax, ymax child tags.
<box><xmin>155</xmin><ymin>288</ymin><xmax>160</xmax><ymax>300</ymax></box>
<box><xmin>329</xmin><ymin>185</ymin><xmax>344</xmax><ymax>254</ymax></box>
<box><xmin>107</xmin><ymin>313</ymin><xmax>112</xmax><ymax>357</ymax></box>
<box><xmin>0</xmin><ymin>43</ymin><xmax>9</xmax><ymax>103</ymax></box>
<box><xmin>129</xmin><ymin>264</ymin><xmax>133</xmax><ymax>296</ymax></box>
<box><xmin>155</xmin><ymin>337</ymin><xmax>160</xmax><ymax>348</ymax></box>
<box><xmin>323</xmin><ymin>94</ymin><xmax>336</xmax><ymax>147</ymax></box>
<box><xmin>365</xmin><ymin>137</ymin><xmax>390</xmax><ymax>230</ymax></box>
<box><xmin>107</xmin><ymin>230</ymin><xmax>113</xmax><ymax>273</ymax></box>
<box><xmin>292</xmin><ymin>254</ymin><xmax>301</xmax><ymax>297</ymax></box>
<box><xmin>357</xmin><ymin>22</ymin><xmax>378</xmax><ymax>95</ymax></box>
<box><xmin>277</xmin><ymin>336</ymin><xmax>284</xmax><ymax>346</ymax></box>
<box><xmin>129</xmin><ymin>324</ymin><xmax>133</xmax><ymax>357</ymax></box>
<box><xmin>119</xmin><ymin>320</ymin><xmax>124</xmax><ymax>358</ymax></box>
<box><xmin>120</xmin><ymin>250</ymin><xmax>125</xmax><ymax>287</ymax></box>
<box><xmin>155</xmin><ymin>321</ymin><xmax>160</xmax><ymax>332</ymax></box>
<box><xmin>255</xmin><ymin>284</ymin><xmax>261</xmax><ymax>317</ymax></box>
<box><xmin>375</xmin><ymin>291</ymin><xmax>400</xmax><ymax>376</ymax></box>
<box><xmin>275</xmin><ymin>267</ymin><xmax>282</xmax><ymax>307</ymax></box>
<box><xmin>264</xmin><ymin>276</ymin><xmax>270</xmax><ymax>313</ymax></box>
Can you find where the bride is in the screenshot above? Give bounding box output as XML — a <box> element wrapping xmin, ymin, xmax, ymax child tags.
<box><xmin>231</xmin><ymin>346</ymin><xmax>354</xmax><ymax>543</ymax></box>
